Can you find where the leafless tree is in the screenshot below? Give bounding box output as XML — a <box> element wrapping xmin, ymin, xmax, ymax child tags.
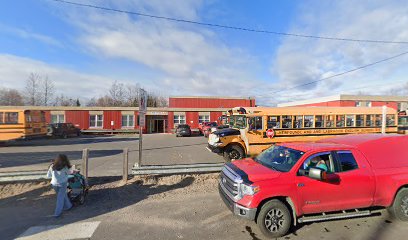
<box><xmin>24</xmin><ymin>73</ymin><xmax>42</xmax><ymax>105</ymax></box>
<box><xmin>40</xmin><ymin>76</ymin><xmax>55</xmax><ymax>106</ymax></box>
<box><xmin>0</xmin><ymin>88</ymin><xmax>24</xmax><ymax>106</ymax></box>
<box><xmin>54</xmin><ymin>94</ymin><xmax>75</xmax><ymax>106</ymax></box>
<box><xmin>108</xmin><ymin>81</ymin><xmax>126</xmax><ymax>106</ymax></box>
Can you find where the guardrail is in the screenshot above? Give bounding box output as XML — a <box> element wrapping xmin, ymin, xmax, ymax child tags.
<box><xmin>132</xmin><ymin>163</ymin><xmax>224</xmax><ymax>175</ymax></box>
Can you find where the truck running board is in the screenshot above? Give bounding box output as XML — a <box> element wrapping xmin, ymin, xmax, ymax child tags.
<box><xmin>298</xmin><ymin>209</ymin><xmax>372</xmax><ymax>223</ymax></box>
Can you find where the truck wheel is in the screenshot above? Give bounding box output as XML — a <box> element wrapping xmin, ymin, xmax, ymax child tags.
<box><xmin>389</xmin><ymin>188</ymin><xmax>408</xmax><ymax>221</ymax></box>
<box><xmin>257</xmin><ymin>200</ymin><xmax>292</xmax><ymax>238</ymax></box>
<box><xmin>223</xmin><ymin>145</ymin><xmax>244</xmax><ymax>162</ymax></box>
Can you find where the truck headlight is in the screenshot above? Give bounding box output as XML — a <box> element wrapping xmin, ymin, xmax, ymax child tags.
<box><xmin>239</xmin><ymin>184</ymin><xmax>260</xmax><ymax>196</ymax></box>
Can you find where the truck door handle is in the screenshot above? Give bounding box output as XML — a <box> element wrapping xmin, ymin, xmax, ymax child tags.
<box><xmin>297</xmin><ymin>183</ymin><xmax>305</xmax><ymax>187</ymax></box>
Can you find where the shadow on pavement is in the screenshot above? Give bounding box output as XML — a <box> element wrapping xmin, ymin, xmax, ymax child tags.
<box><xmin>0</xmin><ymin>176</ymin><xmax>195</xmax><ymax>240</ymax></box>
<box><xmin>4</xmin><ymin>136</ymin><xmax>138</xmax><ymax>147</ymax></box>
<box><xmin>0</xmin><ymin>150</ymin><xmax>123</xmax><ymax>169</ymax></box>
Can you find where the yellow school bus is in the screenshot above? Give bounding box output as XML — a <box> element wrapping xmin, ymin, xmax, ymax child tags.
<box><xmin>208</xmin><ymin>107</ymin><xmax>398</xmax><ymax>161</ymax></box>
<box><xmin>0</xmin><ymin>109</ymin><xmax>47</xmax><ymax>141</ymax></box>
<box><xmin>398</xmin><ymin>111</ymin><xmax>408</xmax><ymax>134</ymax></box>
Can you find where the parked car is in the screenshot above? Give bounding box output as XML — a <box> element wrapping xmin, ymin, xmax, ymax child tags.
<box><xmin>47</xmin><ymin>123</ymin><xmax>81</xmax><ymax>138</ymax></box>
<box><xmin>175</xmin><ymin>124</ymin><xmax>192</xmax><ymax>137</ymax></box>
<box><xmin>219</xmin><ymin>134</ymin><xmax>408</xmax><ymax>238</ymax></box>
<box><xmin>200</xmin><ymin>122</ymin><xmax>217</xmax><ymax>137</ymax></box>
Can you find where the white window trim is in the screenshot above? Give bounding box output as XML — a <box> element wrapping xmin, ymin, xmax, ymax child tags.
<box><xmin>122</xmin><ymin>114</ymin><xmax>135</xmax><ymax>129</ymax></box>
<box><xmin>90</xmin><ymin>114</ymin><xmax>103</xmax><ymax>128</ymax></box>
<box><xmin>51</xmin><ymin>114</ymin><xmax>65</xmax><ymax>124</ymax></box>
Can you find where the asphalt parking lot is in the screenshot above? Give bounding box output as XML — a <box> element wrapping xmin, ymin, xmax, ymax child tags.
<box><xmin>1</xmin><ymin>174</ymin><xmax>408</xmax><ymax>240</ymax></box>
<box><xmin>0</xmin><ymin>134</ymin><xmax>223</xmax><ymax>176</ymax></box>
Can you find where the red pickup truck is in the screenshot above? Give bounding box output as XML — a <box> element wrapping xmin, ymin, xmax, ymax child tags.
<box><xmin>219</xmin><ymin>134</ymin><xmax>408</xmax><ymax>238</ymax></box>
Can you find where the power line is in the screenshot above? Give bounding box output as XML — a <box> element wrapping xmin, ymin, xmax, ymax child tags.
<box><xmin>51</xmin><ymin>0</ymin><xmax>408</xmax><ymax>45</ymax></box>
<box><xmin>269</xmin><ymin>50</ymin><xmax>408</xmax><ymax>94</ymax></box>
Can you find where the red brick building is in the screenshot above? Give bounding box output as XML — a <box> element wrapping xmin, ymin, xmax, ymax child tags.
<box><xmin>278</xmin><ymin>95</ymin><xmax>408</xmax><ymax>112</ymax></box>
<box><xmin>4</xmin><ymin>96</ymin><xmax>255</xmax><ymax>134</ymax></box>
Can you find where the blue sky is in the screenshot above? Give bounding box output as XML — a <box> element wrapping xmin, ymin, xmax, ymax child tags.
<box><xmin>1</xmin><ymin>0</ymin><xmax>407</xmax><ymax>105</ymax></box>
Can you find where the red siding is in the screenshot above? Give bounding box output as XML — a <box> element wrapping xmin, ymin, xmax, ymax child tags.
<box><xmin>210</xmin><ymin>112</ymin><xmax>223</xmax><ymax>124</ymax></box>
<box><xmin>185</xmin><ymin>112</ymin><xmax>199</xmax><ymax>128</ymax></box>
<box><xmin>371</xmin><ymin>101</ymin><xmax>398</xmax><ymax>110</ymax></box>
<box><xmin>134</xmin><ymin>111</ymin><xmax>139</xmax><ymax>129</ymax></box>
<box><xmin>65</xmin><ymin>111</ymin><xmax>89</xmax><ymax>129</ymax></box>
<box><xmin>167</xmin><ymin>112</ymin><xmax>174</xmax><ymax>132</ymax></box>
<box><xmin>103</xmin><ymin>111</ymin><xmax>121</xmax><ymax>129</ymax></box>
<box><xmin>169</xmin><ymin>98</ymin><xmax>254</xmax><ymax>108</ymax></box>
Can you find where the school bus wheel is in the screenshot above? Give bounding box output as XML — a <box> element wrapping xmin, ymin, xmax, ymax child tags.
<box><xmin>223</xmin><ymin>144</ymin><xmax>244</xmax><ymax>162</ymax></box>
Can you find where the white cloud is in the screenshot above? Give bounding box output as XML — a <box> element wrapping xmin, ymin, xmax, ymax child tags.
<box><xmin>0</xmin><ymin>24</ymin><xmax>63</xmax><ymax>47</ymax></box>
<box><xmin>55</xmin><ymin>0</ymin><xmax>260</xmax><ymax>97</ymax></box>
<box><xmin>267</xmin><ymin>0</ymin><xmax>408</xmax><ymax>106</ymax></box>
<box><xmin>0</xmin><ymin>54</ymin><xmax>122</xmax><ymax>100</ymax></box>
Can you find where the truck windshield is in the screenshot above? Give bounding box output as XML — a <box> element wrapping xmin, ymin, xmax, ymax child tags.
<box><xmin>230</xmin><ymin>115</ymin><xmax>246</xmax><ymax>129</ymax></box>
<box><xmin>254</xmin><ymin>145</ymin><xmax>304</xmax><ymax>172</ymax></box>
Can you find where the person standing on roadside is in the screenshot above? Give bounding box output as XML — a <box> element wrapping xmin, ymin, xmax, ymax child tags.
<box><xmin>46</xmin><ymin>154</ymin><xmax>73</xmax><ymax>217</ymax></box>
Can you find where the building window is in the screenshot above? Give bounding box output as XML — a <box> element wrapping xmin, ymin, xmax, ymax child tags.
<box><xmin>122</xmin><ymin>115</ymin><xmax>134</xmax><ymax>128</ymax></box>
<box><xmin>355</xmin><ymin>101</ymin><xmax>362</xmax><ymax>107</ymax></box>
<box><xmin>366</xmin><ymin>101</ymin><xmax>372</xmax><ymax>107</ymax></box>
<box><xmin>51</xmin><ymin>114</ymin><xmax>65</xmax><ymax>123</ymax></box>
<box><xmin>0</xmin><ymin>112</ymin><xmax>3</xmax><ymax>124</ymax></box>
<box><xmin>174</xmin><ymin>115</ymin><xmax>186</xmax><ymax>125</ymax></box>
<box><xmin>198</xmin><ymin>115</ymin><xmax>210</xmax><ymax>124</ymax></box>
<box><xmin>90</xmin><ymin>114</ymin><xmax>103</xmax><ymax>128</ymax></box>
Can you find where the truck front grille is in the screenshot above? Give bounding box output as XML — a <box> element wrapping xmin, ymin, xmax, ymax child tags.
<box><xmin>219</xmin><ymin>165</ymin><xmax>242</xmax><ymax>200</ymax></box>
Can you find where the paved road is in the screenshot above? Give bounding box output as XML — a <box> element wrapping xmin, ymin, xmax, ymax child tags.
<box><xmin>0</xmin><ymin>134</ymin><xmax>223</xmax><ymax>176</ymax></box>
<box><xmin>1</xmin><ymin>175</ymin><xmax>407</xmax><ymax>240</ymax></box>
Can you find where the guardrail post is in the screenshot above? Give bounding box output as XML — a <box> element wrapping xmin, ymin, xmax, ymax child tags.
<box><xmin>123</xmin><ymin>148</ymin><xmax>129</xmax><ymax>182</ymax></box>
<box><xmin>82</xmin><ymin>148</ymin><xmax>89</xmax><ymax>180</ymax></box>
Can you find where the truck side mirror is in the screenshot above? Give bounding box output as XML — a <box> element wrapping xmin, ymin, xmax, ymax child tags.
<box><xmin>308</xmin><ymin>167</ymin><xmax>326</xmax><ymax>181</ymax></box>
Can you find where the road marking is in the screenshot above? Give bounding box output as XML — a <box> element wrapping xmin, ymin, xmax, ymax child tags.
<box><xmin>16</xmin><ymin>221</ymin><xmax>100</xmax><ymax>240</ymax></box>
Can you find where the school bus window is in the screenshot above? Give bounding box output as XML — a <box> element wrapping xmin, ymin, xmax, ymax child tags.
<box><xmin>294</xmin><ymin>115</ymin><xmax>303</xmax><ymax>128</ymax></box>
<box><xmin>304</xmin><ymin>115</ymin><xmax>314</xmax><ymax>128</ymax></box>
<box><xmin>315</xmin><ymin>115</ymin><xmax>324</xmax><ymax>128</ymax></box>
<box><xmin>282</xmin><ymin>115</ymin><xmax>292</xmax><ymax>128</ymax></box>
<box><xmin>234</xmin><ymin>116</ymin><xmax>246</xmax><ymax>129</ymax></box>
<box><xmin>374</xmin><ymin>114</ymin><xmax>382</xmax><ymax>126</ymax></box>
<box><xmin>346</xmin><ymin>115</ymin><xmax>355</xmax><ymax>127</ymax></box>
<box><xmin>267</xmin><ymin>116</ymin><xmax>280</xmax><ymax>129</ymax></box>
<box><xmin>386</xmin><ymin>114</ymin><xmax>395</xmax><ymax>126</ymax></box>
<box><xmin>356</xmin><ymin>115</ymin><xmax>364</xmax><ymax>127</ymax></box>
<box><xmin>366</xmin><ymin>115</ymin><xmax>374</xmax><ymax>126</ymax></box>
<box><xmin>336</xmin><ymin>115</ymin><xmax>345</xmax><ymax>127</ymax></box>
<box><xmin>249</xmin><ymin>117</ymin><xmax>263</xmax><ymax>131</ymax></box>
<box><xmin>0</xmin><ymin>112</ymin><xmax>3</xmax><ymax>124</ymax></box>
<box><xmin>326</xmin><ymin>115</ymin><xmax>334</xmax><ymax>128</ymax></box>
<box><xmin>5</xmin><ymin>112</ymin><xmax>19</xmax><ymax>124</ymax></box>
